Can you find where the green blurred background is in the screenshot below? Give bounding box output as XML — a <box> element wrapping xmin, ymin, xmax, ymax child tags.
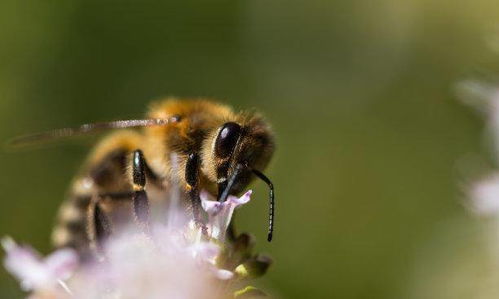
<box><xmin>2</xmin><ymin>0</ymin><xmax>499</xmax><ymax>298</ymax></box>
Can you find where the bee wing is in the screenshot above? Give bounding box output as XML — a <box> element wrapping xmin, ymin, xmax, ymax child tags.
<box><xmin>7</xmin><ymin>118</ymin><xmax>173</xmax><ymax>149</ymax></box>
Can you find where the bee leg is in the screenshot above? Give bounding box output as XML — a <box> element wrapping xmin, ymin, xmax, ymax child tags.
<box><xmin>87</xmin><ymin>196</ymin><xmax>112</xmax><ymax>257</ymax></box>
<box><xmin>185</xmin><ymin>153</ymin><xmax>206</xmax><ymax>233</ymax></box>
<box><xmin>131</xmin><ymin>150</ymin><xmax>150</xmax><ymax>230</ymax></box>
<box><xmin>87</xmin><ymin>191</ymin><xmax>149</xmax><ymax>258</ymax></box>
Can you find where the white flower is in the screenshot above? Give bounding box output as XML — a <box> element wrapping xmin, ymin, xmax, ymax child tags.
<box><xmin>457</xmin><ymin>81</ymin><xmax>499</xmax><ymax>216</ymax></box>
<box><xmin>468</xmin><ymin>173</ymin><xmax>499</xmax><ymax>216</ymax></box>
<box><xmin>2</xmin><ymin>237</ymin><xmax>78</xmax><ymax>293</ymax></box>
<box><xmin>69</xmin><ymin>230</ymin><xmax>223</xmax><ymax>299</ymax></box>
<box><xmin>3</xmin><ymin>189</ymin><xmax>260</xmax><ymax>298</ymax></box>
<box><xmin>201</xmin><ymin>190</ymin><xmax>252</xmax><ymax>242</ymax></box>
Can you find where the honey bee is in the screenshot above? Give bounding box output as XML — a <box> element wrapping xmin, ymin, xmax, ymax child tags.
<box><xmin>10</xmin><ymin>99</ymin><xmax>275</xmax><ymax>258</ymax></box>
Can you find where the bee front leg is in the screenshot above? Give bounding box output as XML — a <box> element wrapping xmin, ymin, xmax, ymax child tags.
<box><xmin>131</xmin><ymin>150</ymin><xmax>150</xmax><ymax>229</ymax></box>
<box><xmin>185</xmin><ymin>153</ymin><xmax>205</xmax><ymax>231</ymax></box>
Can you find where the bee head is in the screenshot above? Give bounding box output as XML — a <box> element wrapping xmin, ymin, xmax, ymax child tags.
<box><xmin>201</xmin><ymin>113</ymin><xmax>273</xmax><ymax>196</ymax></box>
<box><xmin>201</xmin><ymin>112</ymin><xmax>276</xmax><ymax>241</ymax></box>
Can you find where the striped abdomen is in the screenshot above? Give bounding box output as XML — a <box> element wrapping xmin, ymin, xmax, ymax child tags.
<box><xmin>52</xmin><ymin>133</ymin><xmax>140</xmax><ymax>258</ymax></box>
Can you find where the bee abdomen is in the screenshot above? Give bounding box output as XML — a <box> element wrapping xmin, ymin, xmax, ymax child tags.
<box><xmin>51</xmin><ymin>188</ymin><xmax>93</xmax><ymax>255</ymax></box>
<box><xmin>52</xmin><ymin>135</ymin><xmax>140</xmax><ymax>257</ymax></box>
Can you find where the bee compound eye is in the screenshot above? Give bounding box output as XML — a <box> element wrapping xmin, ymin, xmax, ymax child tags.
<box><xmin>215</xmin><ymin>122</ymin><xmax>241</xmax><ymax>158</ymax></box>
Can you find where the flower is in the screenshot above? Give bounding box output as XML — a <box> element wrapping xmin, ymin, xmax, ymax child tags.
<box><xmin>468</xmin><ymin>173</ymin><xmax>499</xmax><ymax>216</ymax></box>
<box><xmin>201</xmin><ymin>190</ymin><xmax>252</xmax><ymax>242</ymax></box>
<box><xmin>2</xmin><ymin>237</ymin><xmax>78</xmax><ymax>294</ymax></box>
<box><xmin>69</xmin><ymin>230</ymin><xmax>223</xmax><ymax>299</ymax></box>
<box><xmin>3</xmin><ymin>189</ymin><xmax>272</xmax><ymax>298</ymax></box>
<box><xmin>457</xmin><ymin>81</ymin><xmax>499</xmax><ymax>217</ymax></box>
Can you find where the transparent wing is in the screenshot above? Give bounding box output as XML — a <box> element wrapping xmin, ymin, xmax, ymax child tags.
<box><xmin>7</xmin><ymin>118</ymin><xmax>173</xmax><ymax>148</ymax></box>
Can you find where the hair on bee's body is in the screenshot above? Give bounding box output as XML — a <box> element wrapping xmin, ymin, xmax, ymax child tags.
<box><xmin>44</xmin><ymin>98</ymin><xmax>276</xmax><ymax>258</ymax></box>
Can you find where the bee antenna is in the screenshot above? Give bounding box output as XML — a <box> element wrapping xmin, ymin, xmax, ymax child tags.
<box><xmin>251</xmin><ymin>169</ymin><xmax>275</xmax><ymax>242</ymax></box>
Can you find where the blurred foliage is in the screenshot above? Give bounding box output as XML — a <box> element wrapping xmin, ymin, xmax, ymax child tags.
<box><xmin>1</xmin><ymin>0</ymin><xmax>499</xmax><ymax>298</ymax></box>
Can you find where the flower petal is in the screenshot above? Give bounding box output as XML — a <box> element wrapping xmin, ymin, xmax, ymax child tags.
<box><xmin>201</xmin><ymin>191</ymin><xmax>223</xmax><ymax>215</ymax></box>
<box><xmin>44</xmin><ymin>248</ymin><xmax>79</xmax><ymax>280</ymax></box>
<box><xmin>202</xmin><ymin>200</ymin><xmax>222</xmax><ymax>215</ymax></box>
<box><xmin>228</xmin><ymin>190</ymin><xmax>252</xmax><ymax>206</ymax></box>
<box><xmin>2</xmin><ymin>237</ymin><xmax>49</xmax><ymax>291</ymax></box>
<box><xmin>469</xmin><ymin>174</ymin><xmax>499</xmax><ymax>216</ymax></box>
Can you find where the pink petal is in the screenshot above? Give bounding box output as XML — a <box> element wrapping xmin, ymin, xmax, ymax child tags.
<box><xmin>469</xmin><ymin>174</ymin><xmax>499</xmax><ymax>215</ymax></box>
<box><xmin>44</xmin><ymin>248</ymin><xmax>79</xmax><ymax>280</ymax></box>
<box><xmin>202</xmin><ymin>201</ymin><xmax>222</xmax><ymax>215</ymax></box>
<box><xmin>2</xmin><ymin>238</ymin><xmax>48</xmax><ymax>291</ymax></box>
<box><xmin>228</xmin><ymin>190</ymin><xmax>252</xmax><ymax>206</ymax></box>
<box><xmin>201</xmin><ymin>191</ymin><xmax>223</xmax><ymax>215</ymax></box>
